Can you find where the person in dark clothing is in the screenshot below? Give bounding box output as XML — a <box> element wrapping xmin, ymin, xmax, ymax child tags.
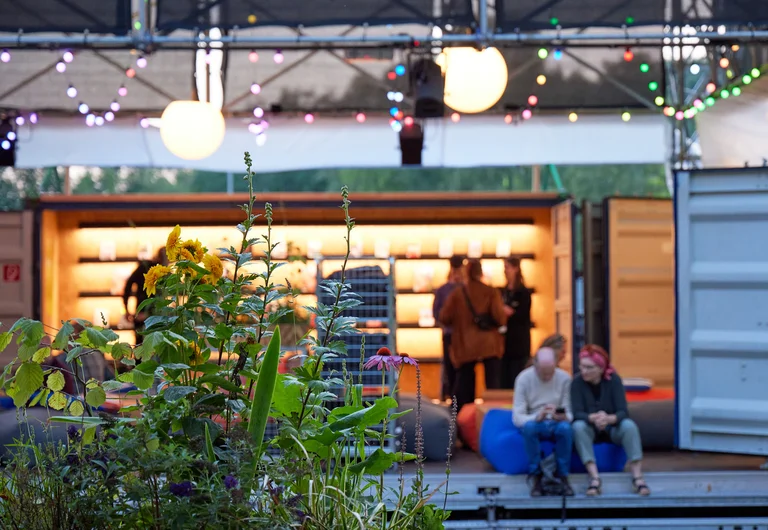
<box><xmin>499</xmin><ymin>256</ymin><xmax>532</xmax><ymax>388</ymax></box>
<box><xmin>571</xmin><ymin>344</ymin><xmax>650</xmax><ymax>497</ymax></box>
<box><xmin>123</xmin><ymin>248</ymin><xmax>167</xmax><ymax>345</ymax></box>
<box><xmin>432</xmin><ymin>255</ymin><xmax>465</xmax><ymax>401</ymax></box>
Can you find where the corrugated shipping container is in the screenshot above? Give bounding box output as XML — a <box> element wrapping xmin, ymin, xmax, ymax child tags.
<box><xmin>675</xmin><ymin>168</ymin><xmax>768</xmax><ymax>455</ymax></box>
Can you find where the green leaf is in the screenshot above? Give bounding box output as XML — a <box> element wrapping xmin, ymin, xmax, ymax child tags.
<box><xmin>389</xmin><ymin>409</ymin><xmax>413</xmax><ymax>421</ymax></box>
<box><xmin>117</xmin><ymin>372</ymin><xmax>134</xmax><ymax>383</ymax></box>
<box><xmin>84</xmin><ymin>327</ymin><xmax>109</xmax><ymax>348</ymax></box>
<box><xmin>347</xmin><ymin>448</ymin><xmax>401</xmax><ymax>475</ymax></box>
<box><xmin>135</xmin><ymin>360</ymin><xmax>159</xmax><ymax>374</ymax></box>
<box><xmin>0</xmin><ymin>332</ymin><xmax>12</xmax><ymax>353</ymax></box>
<box><xmin>32</xmin><ymin>346</ymin><xmax>51</xmax><ymax>364</ymax></box>
<box><xmin>16</xmin><ymin>362</ymin><xmax>44</xmax><ymax>397</ymax></box>
<box><xmin>68</xmin><ymin>399</ymin><xmax>85</xmax><ymax>416</ymax></box>
<box><xmin>204</xmin><ymin>422</ymin><xmax>216</xmax><ymax>463</ymax></box>
<box><xmin>110</xmin><ymin>342</ymin><xmax>132</xmax><ymax>361</ymax></box>
<box><xmin>82</xmin><ymin>425</ymin><xmax>97</xmax><ymax>445</ymax></box>
<box><xmin>328</xmin><ymin>396</ymin><xmax>397</xmax><ymax>432</ymax></box>
<box><xmin>47</xmin><ymin>371</ymin><xmax>66</xmax><ymax>392</ymax></box>
<box><xmin>29</xmin><ymin>388</ymin><xmax>48</xmax><ymax>407</ymax></box>
<box><xmin>17</xmin><ymin>320</ymin><xmax>44</xmax><ymax>347</ymax></box>
<box><xmin>181</xmin><ymin>417</ymin><xmax>222</xmax><ymax>440</ymax></box>
<box><xmin>161</xmin><ymin>363</ymin><xmax>191</xmax><ymax>371</ymax></box>
<box><xmin>17</xmin><ymin>343</ymin><xmax>37</xmax><ymax>362</ymax></box>
<box><xmin>132</xmin><ymin>369</ymin><xmax>155</xmax><ymax>391</ymax></box>
<box><xmin>134</xmin><ymin>332</ymin><xmax>163</xmax><ymax>360</ymax></box>
<box><xmin>248</xmin><ymin>327</ymin><xmax>281</xmax><ymax>453</ymax></box>
<box><xmin>164</xmin><ymin>385</ymin><xmax>197</xmax><ymax>402</ymax></box>
<box><xmin>146</xmin><ymin>438</ymin><xmax>159</xmax><ymax>452</ymax></box>
<box><xmin>101</xmin><ymin>380</ymin><xmax>126</xmax><ymax>392</ymax></box>
<box><xmin>198</xmin><ymin>374</ymin><xmax>240</xmax><ymax>393</ymax></box>
<box><xmin>272</xmin><ymin>373</ymin><xmax>303</xmax><ymax>417</ymax></box>
<box><xmin>65</xmin><ymin>345</ymin><xmax>84</xmax><ymax>363</ymax></box>
<box><xmin>49</xmin><ymin>391</ymin><xmax>68</xmax><ymax>411</ymax></box>
<box><xmin>85</xmin><ymin>386</ymin><xmax>107</xmax><ymax>408</ymax></box>
<box><xmin>52</xmin><ymin>321</ymin><xmax>74</xmax><ymax>349</ymax></box>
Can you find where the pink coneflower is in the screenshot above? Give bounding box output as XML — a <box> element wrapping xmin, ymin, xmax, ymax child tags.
<box><xmin>399</xmin><ymin>353</ymin><xmax>419</xmax><ymax>367</ymax></box>
<box><xmin>364</xmin><ymin>347</ymin><xmax>401</xmax><ymax>371</ymax></box>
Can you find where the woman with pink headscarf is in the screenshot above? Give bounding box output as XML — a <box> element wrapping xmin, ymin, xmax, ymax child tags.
<box><xmin>570</xmin><ymin>344</ymin><xmax>650</xmax><ymax>496</ymax></box>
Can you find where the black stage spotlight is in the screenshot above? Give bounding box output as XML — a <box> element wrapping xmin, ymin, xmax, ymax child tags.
<box><xmin>410</xmin><ymin>57</ymin><xmax>445</xmax><ymax>119</ymax></box>
<box><xmin>399</xmin><ymin>119</ymin><xmax>423</xmax><ymax>166</ymax></box>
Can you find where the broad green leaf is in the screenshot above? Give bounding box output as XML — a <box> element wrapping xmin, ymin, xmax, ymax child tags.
<box><xmin>134</xmin><ymin>332</ymin><xmax>163</xmax><ymax>360</ymax></box>
<box><xmin>110</xmin><ymin>342</ymin><xmax>132</xmax><ymax>361</ymax></box>
<box><xmin>117</xmin><ymin>372</ymin><xmax>134</xmax><ymax>383</ymax></box>
<box><xmin>347</xmin><ymin>448</ymin><xmax>401</xmax><ymax>475</ymax></box>
<box><xmin>47</xmin><ymin>371</ymin><xmax>66</xmax><ymax>392</ymax></box>
<box><xmin>204</xmin><ymin>422</ymin><xmax>216</xmax><ymax>463</ymax></box>
<box><xmin>163</xmin><ymin>385</ymin><xmax>197</xmax><ymax>402</ymax></box>
<box><xmin>52</xmin><ymin>321</ymin><xmax>74</xmax><ymax>349</ymax></box>
<box><xmin>29</xmin><ymin>388</ymin><xmax>49</xmax><ymax>407</ymax></box>
<box><xmin>0</xmin><ymin>332</ymin><xmax>12</xmax><ymax>353</ymax></box>
<box><xmin>132</xmin><ymin>370</ymin><xmax>155</xmax><ymax>391</ymax></box>
<box><xmin>32</xmin><ymin>347</ymin><xmax>51</xmax><ymax>364</ymax></box>
<box><xmin>17</xmin><ymin>343</ymin><xmax>37</xmax><ymax>362</ymax></box>
<box><xmin>135</xmin><ymin>360</ymin><xmax>159</xmax><ymax>374</ymax></box>
<box><xmin>327</xmin><ymin>396</ymin><xmax>398</xmax><ymax>432</ymax></box>
<box><xmin>198</xmin><ymin>374</ymin><xmax>240</xmax><ymax>393</ymax></box>
<box><xmin>16</xmin><ymin>320</ymin><xmax>44</xmax><ymax>347</ymax></box>
<box><xmin>82</xmin><ymin>425</ymin><xmax>97</xmax><ymax>445</ymax></box>
<box><xmin>101</xmin><ymin>328</ymin><xmax>119</xmax><ymax>342</ymax></box>
<box><xmin>101</xmin><ymin>380</ymin><xmax>126</xmax><ymax>392</ymax></box>
<box><xmin>161</xmin><ymin>363</ymin><xmax>191</xmax><ymax>371</ymax></box>
<box><xmin>68</xmin><ymin>399</ymin><xmax>85</xmax><ymax>416</ymax></box>
<box><xmin>389</xmin><ymin>409</ymin><xmax>413</xmax><ymax>421</ymax></box>
<box><xmin>146</xmin><ymin>438</ymin><xmax>159</xmax><ymax>452</ymax></box>
<box><xmin>49</xmin><ymin>391</ymin><xmax>68</xmax><ymax>411</ymax></box>
<box><xmin>272</xmin><ymin>373</ymin><xmax>303</xmax><ymax>417</ymax></box>
<box><xmin>65</xmin><ymin>345</ymin><xmax>84</xmax><ymax>363</ymax></box>
<box><xmin>84</xmin><ymin>327</ymin><xmax>108</xmax><ymax>348</ymax></box>
<box><xmin>85</xmin><ymin>386</ymin><xmax>107</xmax><ymax>408</ymax></box>
<box><xmin>16</xmin><ymin>362</ymin><xmax>44</xmax><ymax>396</ymax></box>
<box><xmin>85</xmin><ymin>379</ymin><xmax>100</xmax><ymax>390</ymax></box>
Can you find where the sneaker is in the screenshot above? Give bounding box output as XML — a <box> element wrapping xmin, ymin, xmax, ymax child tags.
<box><xmin>528</xmin><ymin>474</ymin><xmax>543</xmax><ymax>497</ymax></box>
<box><xmin>558</xmin><ymin>476</ymin><xmax>574</xmax><ymax>496</ymax></box>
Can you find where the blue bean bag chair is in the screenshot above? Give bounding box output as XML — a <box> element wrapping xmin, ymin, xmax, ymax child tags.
<box><xmin>479</xmin><ymin>409</ymin><xmax>627</xmax><ymax>475</ymax></box>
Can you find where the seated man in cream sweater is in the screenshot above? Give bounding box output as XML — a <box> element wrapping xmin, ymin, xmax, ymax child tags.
<box><xmin>513</xmin><ymin>347</ymin><xmax>574</xmax><ymax>496</ymax></box>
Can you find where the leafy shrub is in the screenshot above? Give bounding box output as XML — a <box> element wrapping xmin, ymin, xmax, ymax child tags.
<box><xmin>0</xmin><ymin>153</ymin><xmax>453</xmax><ymax>529</ymax></box>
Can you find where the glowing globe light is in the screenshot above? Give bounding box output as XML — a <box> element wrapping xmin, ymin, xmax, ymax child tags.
<box><xmin>621</xmin><ymin>111</ymin><xmax>631</xmax><ymax>122</ymax></box>
<box><xmin>15</xmin><ymin>116</ymin><xmax>25</xmax><ymax>126</ymax></box>
<box><xmin>105</xmin><ymin>111</ymin><xmax>115</xmax><ymax>122</ymax></box>
<box><xmin>250</xmin><ymin>83</ymin><xmax>261</xmax><ymax>95</ymax></box>
<box><xmin>720</xmin><ymin>89</ymin><xmax>729</xmax><ymax>98</ymax></box>
<box><xmin>29</xmin><ymin>113</ymin><xmax>38</xmax><ymax>124</ymax></box>
<box><xmin>273</xmin><ymin>50</ymin><xmax>284</xmax><ymax>64</ymax></box>
<box><xmin>56</xmin><ymin>62</ymin><xmax>66</xmax><ymax>73</ymax></box>
<box><xmin>253</xmin><ymin>107</ymin><xmax>264</xmax><ymax>118</ymax></box>
<box><xmin>648</xmin><ymin>81</ymin><xmax>659</xmax><ymax>91</ymax></box>
<box><xmin>719</xmin><ymin>57</ymin><xmax>729</xmax><ymax>68</ymax></box>
<box><xmin>67</xmin><ymin>85</ymin><xmax>77</xmax><ymax>98</ymax></box>
<box><xmin>663</xmin><ymin>106</ymin><xmax>675</xmax><ymax>117</ymax></box>
<box><xmin>111</xmin><ymin>100</ymin><xmax>121</xmax><ymax>112</ymax></box>
<box><xmin>553</xmin><ymin>49</ymin><xmax>563</xmax><ymax>60</ymax></box>
<box><xmin>504</xmin><ymin>114</ymin><xmax>513</xmax><ymax>124</ymax></box>
<box><xmin>568</xmin><ymin>112</ymin><xmax>578</xmax><ymax>122</ymax></box>
<box><xmin>640</xmin><ymin>63</ymin><xmax>649</xmax><ymax>73</ymax></box>
<box><xmin>78</xmin><ymin>103</ymin><xmax>89</xmax><ymax>114</ymax></box>
<box><xmin>732</xmin><ymin>86</ymin><xmax>741</xmax><ymax>96</ymax></box>
<box><xmin>136</xmin><ymin>56</ymin><xmax>148</xmax><ymax>68</ymax></box>
<box><xmin>95</xmin><ymin>116</ymin><xmax>105</xmax><ymax>127</ymax></box>
<box><xmin>437</xmin><ymin>47</ymin><xmax>508</xmax><ymax>114</ymax></box>
<box><xmin>1</xmin><ymin>140</ymin><xmax>10</xmax><ymax>150</ymax></box>
<box><xmin>85</xmin><ymin>114</ymin><xmax>96</xmax><ymax>126</ymax></box>
<box><xmin>404</xmin><ymin>116</ymin><xmax>414</xmax><ymax>127</ymax></box>
<box><xmin>675</xmin><ymin>111</ymin><xmax>684</xmax><ymax>120</ymax></box>
<box><xmin>623</xmin><ymin>49</ymin><xmax>634</xmax><ymax>62</ymax></box>
<box><xmin>690</xmin><ymin>64</ymin><xmax>700</xmax><ymax>75</ymax></box>
<box><xmin>7</xmin><ymin>131</ymin><xmax>16</xmax><ymax>141</ymax></box>
<box><xmin>538</xmin><ymin>48</ymin><xmax>548</xmax><ymax>59</ymax></box>
<box><xmin>0</xmin><ymin>49</ymin><xmax>10</xmax><ymax>63</ymax></box>
<box><xmin>742</xmin><ymin>75</ymin><xmax>752</xmax><ymax>84</ymax></box>
<box><xmin>160</xmin><ymin>100</ymin><xmax>226</xmax><ymax>160</ymax></box>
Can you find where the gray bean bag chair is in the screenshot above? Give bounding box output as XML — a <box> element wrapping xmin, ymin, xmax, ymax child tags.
<box><xmin>628</xmin><ymin>399</ymin><xmax>675</xmax><ymax>451</ymax></box>
<box><xmin>396</xmin><ymin>393</ymin><xmax>454</xmax><ymax>462</ymax></box>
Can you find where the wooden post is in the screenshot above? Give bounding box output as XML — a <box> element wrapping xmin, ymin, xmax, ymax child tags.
<box><xmin>531</xmin><ymin>165</ymin><xmax>541</xmax><ymax>192</ymax></box>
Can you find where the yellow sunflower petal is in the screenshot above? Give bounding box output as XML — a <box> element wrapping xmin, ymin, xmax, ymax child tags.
<box><xmin>166</xmin><ymin>225</ymin><xmax>183</xmax><ymax>262</ymax></box>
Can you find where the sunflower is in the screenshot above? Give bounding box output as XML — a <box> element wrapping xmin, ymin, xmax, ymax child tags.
<box><xmin>179</xmin><ymin>239</ymin><xmax>205</xmax><ymax>263</ymax></box>
<box><xmin>143</xmin><ymin>264</ymin><xmax>172</xmax><ymax>296</ymax></box>
<box><xmin>166</xmin><ymin>225</ymin><xmax>183</xmax><ymax>261</ymax></box>
<box><xmin>201</xmin><ymin>253</ymin><xmax>224</xmax><ymax>284</ymax></box>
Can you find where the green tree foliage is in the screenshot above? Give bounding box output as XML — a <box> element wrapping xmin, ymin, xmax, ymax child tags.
<box><xmin>0</xmin><ymin>163</ymin><xmax>669</xmax><ymax>212</ymax></box>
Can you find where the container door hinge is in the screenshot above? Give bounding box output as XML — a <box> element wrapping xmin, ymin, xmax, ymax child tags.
<box><xmin>478</xmin><ymin>486</ymin><xmax>500</xmax><ymax>524</ymax></box>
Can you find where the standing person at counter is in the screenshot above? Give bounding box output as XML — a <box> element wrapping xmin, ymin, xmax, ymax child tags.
<box><xmin>432</xmin><ymin>255</ymin><xmax>465</xmax><ymax>402</ymax></box>
<box><xmin>499</xmin><ymin>256</ymin><xmax>532</xmax><ymax>388</ymax></box>
<box><xmin>123</xmin><ymin>248</ymin><xmax>167</xmax><ymax>345</ymax></box>
<box><xmin>438</xmin><ymin>259</ymin><xmax>506</xmax><ymax>412</ymax></box>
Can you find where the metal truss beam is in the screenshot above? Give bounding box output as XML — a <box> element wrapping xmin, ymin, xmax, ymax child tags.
<box><xmin>2</xmin><ymin>30</ymin><xmax>768</xmax><ymax>49</ymax></box>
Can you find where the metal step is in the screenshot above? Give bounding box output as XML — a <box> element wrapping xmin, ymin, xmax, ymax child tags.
<box><xmin>383</xmin><ymin>470</ymin><xmax>768</xmax><ymax>511</ymax></box>
<box><xmin>443</xmin><ymin>517</ymin><xmax>768</xmax><ymax>530</ymax></box>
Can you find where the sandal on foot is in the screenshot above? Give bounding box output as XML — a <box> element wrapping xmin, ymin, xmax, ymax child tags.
<box><xmin>586</xmin><ymin>477</ymin><xmax>602</xmax><ymax>496</ymax></box>
<box><xmin>632</xmin><ymin>476</ymin><xmax>650</xmax><ymax>496</ymax></box>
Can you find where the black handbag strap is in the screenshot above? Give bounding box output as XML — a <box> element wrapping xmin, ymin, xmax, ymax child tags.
<box><xmin>461</xmin><ymin>285</ymin><xmax>480</xmax><ymax>319</ymax></box>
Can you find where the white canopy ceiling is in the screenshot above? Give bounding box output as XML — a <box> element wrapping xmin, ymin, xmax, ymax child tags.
<box><xmin>15</xmin><ymin>114</ymin><xmax>668</xmax><ymax>171</ymax></box>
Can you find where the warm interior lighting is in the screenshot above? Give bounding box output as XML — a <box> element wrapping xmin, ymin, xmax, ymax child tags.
<box><xmin>436</xmin><ymin>47</ymin><xmax>509</xmax><ymax>114</ymax></box>
<box><xmin>160</xmin><ymin>101</ymin><xmax>226</xmax><ymax>160</ymax></box>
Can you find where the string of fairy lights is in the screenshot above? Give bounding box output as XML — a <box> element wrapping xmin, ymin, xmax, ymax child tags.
<box><xmin>0</xmin><ymin>40</ymin><xmax>765</xmax><ymax>148</ymax></box>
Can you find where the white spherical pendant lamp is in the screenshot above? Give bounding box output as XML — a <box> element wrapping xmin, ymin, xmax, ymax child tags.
<box><xmin>160</xmin><ymin>101</ymin><xmax>226</xmax><ymax>160</ymax></box>
<box><xmin>438</xmin><ymin>47</ymin><xmax>509</xmax><ymax>114</ymax></box>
